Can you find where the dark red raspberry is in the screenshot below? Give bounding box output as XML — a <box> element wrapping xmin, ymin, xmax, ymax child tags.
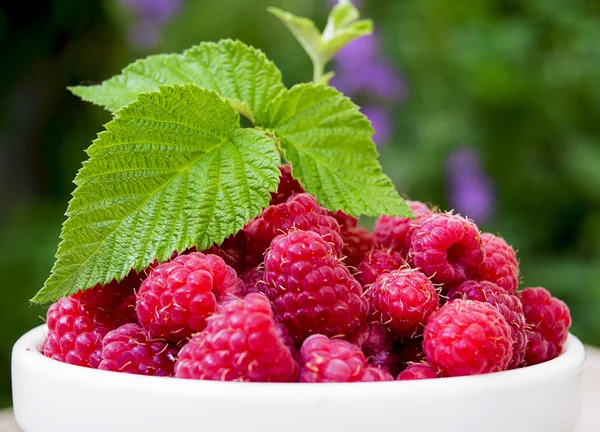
<box><xmin>410</xmin><ymin>213</ymin><xmax>484</xmax><ymax>286</ymax></box>
<box><xmin>244</xmin><ymin>193</ymin><xmax>343</xmax><ymax>267</ymax></box>
<box><xmin>174</xmin><ymin>293</ymin><xmax>298</xmax><ymax>382</ymax></box>
<box><xmin>366</xmin><ymin>269</ymin><xmax>439</xmax><ymax>337</ymax></box>
<box><xmin>396</xmin><ymin>337</ymin><xmax>426</xmax><ymax>369</ymax></box>
<box><xmin>448</xmin><ymin>280</ymin><xmax>527</xmax><ymax>368</ymax></box>
<box><xmin>352</xmin><ymin>322</ymin><xmax>402</xmax><ymax>376</ymax></box>
<box><xmin>475</xmin><ymin>233</ymin><xmax>520</xmax><ymax>294</ymax></box>
<box><xmin>341</xmin><ymin>225</ymin><xmax>376</xmax><ymax>268</ymax></box>
<box><xmin>299</xmin><ymin>334</ymin><xmax>367</xmax><ymax>382</ymax></box>
<box><xmin>269</xmin><ymin>164</ymin><xmax>305</xmax><ymax>205</ymax></box>
<box><xmin>519</xmin><ymin>287</ymin><xmax>571</xmax><ymax>365</ymax></box>
<box><xmin>374</xmin><ymin>201</ymin><xmax>433</xmax><ymax>256</ymax></box>
<box><xmin>202</xmin><ymin>231</ymin><xmax>247</xmax><ymax>275</ymax></box>
<box><xmin>43</xmin><ymin>294</ymin><xmax>114</xmax><ymax>368</ymax></box>
<box><xmin>361</xmin><ymin>367</ymin><xmax>394</xmax><ymax>382</ymax></box>
<box><xmin>327</xmin><ymin>210</ymin><xmax>358</xmax><ymax>229</ymax></box>
<box><xmin>423</xmin><ymin>299</ymin><xmax>513</xmax><ymax>376</ymax></box>
<box><xmin>99</xmin><ymin>324</ymin><xmax>177</xmax><ymax>376</ymax></box>
<box><xmin>356</xmin><ymin>248</ymin><xmax>405</xmax><ymax>286</ymax></box>
<box><xmin>264</xmin><ymin>230</ymin><xmax>365</xmax><ymax>346</ymax></box>
<box><xmin>239</xmin><ymin>267</ymin><xmax>267</xmax><ymax>296</ymax></box>
<box><xmin>136</xmin><ymin>252</ymin><xmax>242</xmax><ymax>343</ymax></box>
<box><xmin>397</xmin><ymin>363</ymin><xmax>437</xmax><ymax>380</ymax></box>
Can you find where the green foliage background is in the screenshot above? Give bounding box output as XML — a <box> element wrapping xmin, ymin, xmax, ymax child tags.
<box><xmin>1</xmin><ymin>0</ymin><xmax>600</xmax><ymax>407</ymax></box>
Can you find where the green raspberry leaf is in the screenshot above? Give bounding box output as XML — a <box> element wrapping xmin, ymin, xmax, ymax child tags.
<box><xmin>69</xmin><ymin>39</ymin><xmax>285</xmax><ymax>124</ymax></box>
<box><xmin>33</xmin><ymin>84</ymin><xmax>280</xmax><ymax>303</ymax></box>
<box><xmin>265</xmin><ymin>83</ymin><xmax>411</xmax><ymax>218</ymax></box>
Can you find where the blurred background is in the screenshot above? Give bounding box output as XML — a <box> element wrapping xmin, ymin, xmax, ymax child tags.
<box><xmin>1</xmin><ymin>0</ymin><xmax>600</xmax><ymax>407</ymax></box>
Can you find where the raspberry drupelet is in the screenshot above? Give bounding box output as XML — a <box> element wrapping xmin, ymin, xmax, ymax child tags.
<box><xmin>366</xmin><ymin>268</ymin><xmax>439</xmax><ymax>338</ymax></box>
<box><xmin>174</xmin><ymin>293</ymin><xmax>298</xmax><ymax>382</ymax></box>
<box><xmin>340</xmin><ymin>225</ymin><xmax>377</xmax><ymax>269</ymax></box>
<box><xmin>244</xmin><ymin>193</ymin><xmax>343</xmax><ymax>267</ymax></box>
<box><xmin>299</xmin><ymin>334</ymin><xmax>368</xmax><ymax>382</ymax></box>
<box><xmin>475</xmin><ymin>233</ymin><xmax>520</xmax><ymax>293</ymax></box>
<box><xmin>201</xmin><ymin>231</ymin><xmax>247</xmax><ymax>275</ymax></box>
<box><xmin>356</xmin><ymin>248</ymin><xmax>405</xmax><ymax>287</ymax></box>
<box><xmin>423</xmin><ymin>299</ymin><xmax>513</xmax><ymax>377</ymax></box>
<box><xmin>397</xmin><ymin>363</ymin><xmax>437</xmax><ymax>380</ymax></box>
<box><xmin>519</xmin><ymin>287</ymin><xmax>571</xmax><ymax>365</ymax></box>
<box><xmin>99</xmin><ymin>324</ymin><xmax>177</xmax><ymax>376</ymax></box>
<box><xmin>409</xmin><ymin>212</ymin><xmax>484</xmax><ymax>286</ymax></box>
<box><xmin>374</xmin><ymin>200</ymin><xmax>433</xmax><ymax>257</ymax></box>
<box><xmin>136</xmin><ymin>252</ymin><xmax>242</xmax><ymax>343</ymax></box>
<box><xmin>448</xmin><ymin>280</ymin><xmax>527</xmax><ymax>368</ymax></box>
<box><xmin>263</xmin><ymin>230</ymin><xmax>365</xmax><ymax>346</ymax></box>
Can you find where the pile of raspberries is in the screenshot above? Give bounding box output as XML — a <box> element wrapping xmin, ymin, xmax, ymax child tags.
<box><xmin>42</xmin><ymin>165</ymin><xmax>572</xmax><ymax>382</ymax></box>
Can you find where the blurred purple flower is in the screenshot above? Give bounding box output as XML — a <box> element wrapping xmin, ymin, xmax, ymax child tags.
<box><xmin>446</xmin><ymin>147</ymin><xmax>495</xmax><ymax>224</ymax></box>
<box><xmin>332</xmin><ymin>60</ymin><xmax>406</xmax><ymax>102</ymax></box>
<box><xmin>120</xmin><ymin>0</ymin><xmax>183</xmax><ymax>48</ymax></box>
<box><xmin>361</xmin><ymin>106</ymin><xmax>393</xmax><ymax>150</ymax></box>
<box><xmin>335</xmin><ymin>33</ymin><xmax>381</xmax><ymax>70</ymax></box>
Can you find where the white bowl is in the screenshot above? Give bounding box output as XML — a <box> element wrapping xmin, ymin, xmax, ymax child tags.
<box><xmin>12</xmin><ymin>325</ymin><xmax>585</xmax><ymax>432</ymax></box>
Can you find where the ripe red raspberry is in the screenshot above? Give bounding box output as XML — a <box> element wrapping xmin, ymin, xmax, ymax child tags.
<box><xmin>244</xmin><ymin>193</ymin><xmax>343</xmax><ymax>267</ymax></box>
<box><xmin>356</xmin><ymin>248</ymin><xmax>405</xmax><ymax>286</ymax></box>
<box><xmin>397</xmin><ymin>363</ymin><xmax>437</xmax><ymax>380</ymax></box>
<box><xmin>410</xmin><ymin>213</ymin><xmax>484</xmax><ymax>286</ymax></box>
<box><xmin>43</xmin><ymin>294</ymin><xmax>114</xmax><ymax>368</ymax></box>
<box><xmin>264</xmin><ymin>230</ymin><xmax>365</xmax><ymax>346</ymax></box>
<box><xmin>361</xmin><ymin>367</ymin><xmax>394</xmax><ymax>382</ymax></box>
<box><xmin>99</xmin><ymin>324</ymin><xmax>177</xmax><ymax>376</ymax></box>
<box><xmin>374</xmin><ymin>201</ymin><xmax>433</xmax><ymax>256</ymax></box>
<box><xmin>202</xmin><ymin>231</ymin><xmax>247</xmax><ymax>275</ymax></box>
<box><xmin>519</xmin><ymin>287</ymin><xmax>571</xmax><ymax>365</ymax></box>
<box><xmin>269</xmin><ymin>164</ymin><xmax>304</xmax><ymax>205</ymax></box>
<box><xmin>366</xmin><ymin>269</ymin><xmax>439</xmax><ymax>337</ymax></box>
<box><xmin>174</xmin><ymin>293</ymin><xmax>298</xmax><ymax>382</ymax></box>
<box><xmin>341</xmin><ymin>225</ymin><xmax>376</xmax><ymax>268</ymax></box>
<box><xmin>475</xmin><ymin>233</ymin><xmax>520</xmax><ymax>294</ymax></box>
<box><xmin>299</xmin><ymin>334</ymin><xmax>367</xmax><ymax>382</ymax></box>
<box><xmin>136</xmin><ymin>252</ymin><xmax>242</xmax><ymax>343</ymax></box>
<box><xmin>448</xmin><ymin>280</ymin><xmax>527</xmax><ymax>368</ymax></box>
<box><xmin>423</xmin><ymin>299</ymin><xmax>513</xmax><ymax>376</ymax></box>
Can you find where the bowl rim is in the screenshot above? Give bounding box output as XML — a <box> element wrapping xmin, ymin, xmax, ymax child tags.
<box><xmin>13</xmin><ymin>325</ymin><xmax>586</xmax><ymax>396</ymax></box>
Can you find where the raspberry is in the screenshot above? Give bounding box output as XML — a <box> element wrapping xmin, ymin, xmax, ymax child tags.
<box><xmin>352</xmin><ymin>322</ymin><xmax>402</xmax><ymax>376</ymax></box>
<box><xmin>244</xmin><ymin>193</ymin><xmax>343</xmax><ymax>267</ymax></box>
<box><xmin>341</xmin><ymin>225</ymin><xmax>376</xmax><ymax>268</ymax></box>
<box><xmin>327</xmin><ymin>210</ymin><xmax>358</xmax><ymax>229</ymax></box>
<box><xmin>239</xmin><ymin>267</ymin><xmax>267</xmax><ymax>296</ymax></box>
<box><xmin>448</xmin><ymin>280</ymin><xmax>527</xmax><ymax>368</ymax></box>
<box><xmin>366</xmin><ymin>269</ymin><xmax>439</xmax><ymax>337</ymax></box>
<box><xmin>174</xmin><ymin>293</ymin><xmax>298</xmax><ymax>382</ymax></box>
<box><xmin>43</xmin><ymin>293</ymin><xmax>114</xmax><ymax>368</ymax></box>
<box><xmin>410</xmin><ymin>213</ymin><xmax>484</xmax><ymax>286</ymax></box>
<box><xmin>264</xmin><ymin>230</ymin><xmax>365</xmax><ymax>346</ymax></box>
<box><xmin>374</xmin><ymin>201</ymin><xmax>433</xmax><ymax>256</ymax></box>
<box><xmin>397</xmin><ymin>363</ymin><xmax>437</xmax><ymax>380</ymax></box>
<box><xmin>475</xmin><ymin>233</ymin><xmax>520</xmax><ymax>294</ymax></box>
<box><xmin>202</xmin><ymin>231</ymin><xmax>247</xmax><ymax>275</ymax></box>
<box><xmin>519</xmin><ymin>287</ymin><xmax>571</xmax><ymax>365</ymax></box>
<box><xmin>269</xmin><ymin>164</ymin><xmax>304</xmax><ymax>205</ymax></box>
<box><xmin>99</xmin><ymin>324</ymin><xmax>177</xmax><ymax>376</ymax></box>
<box><xmin>361</xmin><ymin>367</ymin><xmax>394</xmax><ymax>382</ymax></box>
<box><xmin>299</xmin><ymin>334</ymin><xmax>367</xmax><ymax>382</ymax></box>
<box><xmin>356</xmin><ymin>248</ymin><xmax>405</xmax><ymax>286</ymax></box>
<box><xmin>423</xmin><ymin>299</ymin><xmax>513</xmax><ymax>376</ymax></box>
<box><xmin>396</xmin><ymin>337</ymin><xmax>426</xmax><ymax>369</ymax></box>
<box><xmin>136</xmin><ymin>252</ymin><xmax>242</xmax><ymax>343</ymax></box>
